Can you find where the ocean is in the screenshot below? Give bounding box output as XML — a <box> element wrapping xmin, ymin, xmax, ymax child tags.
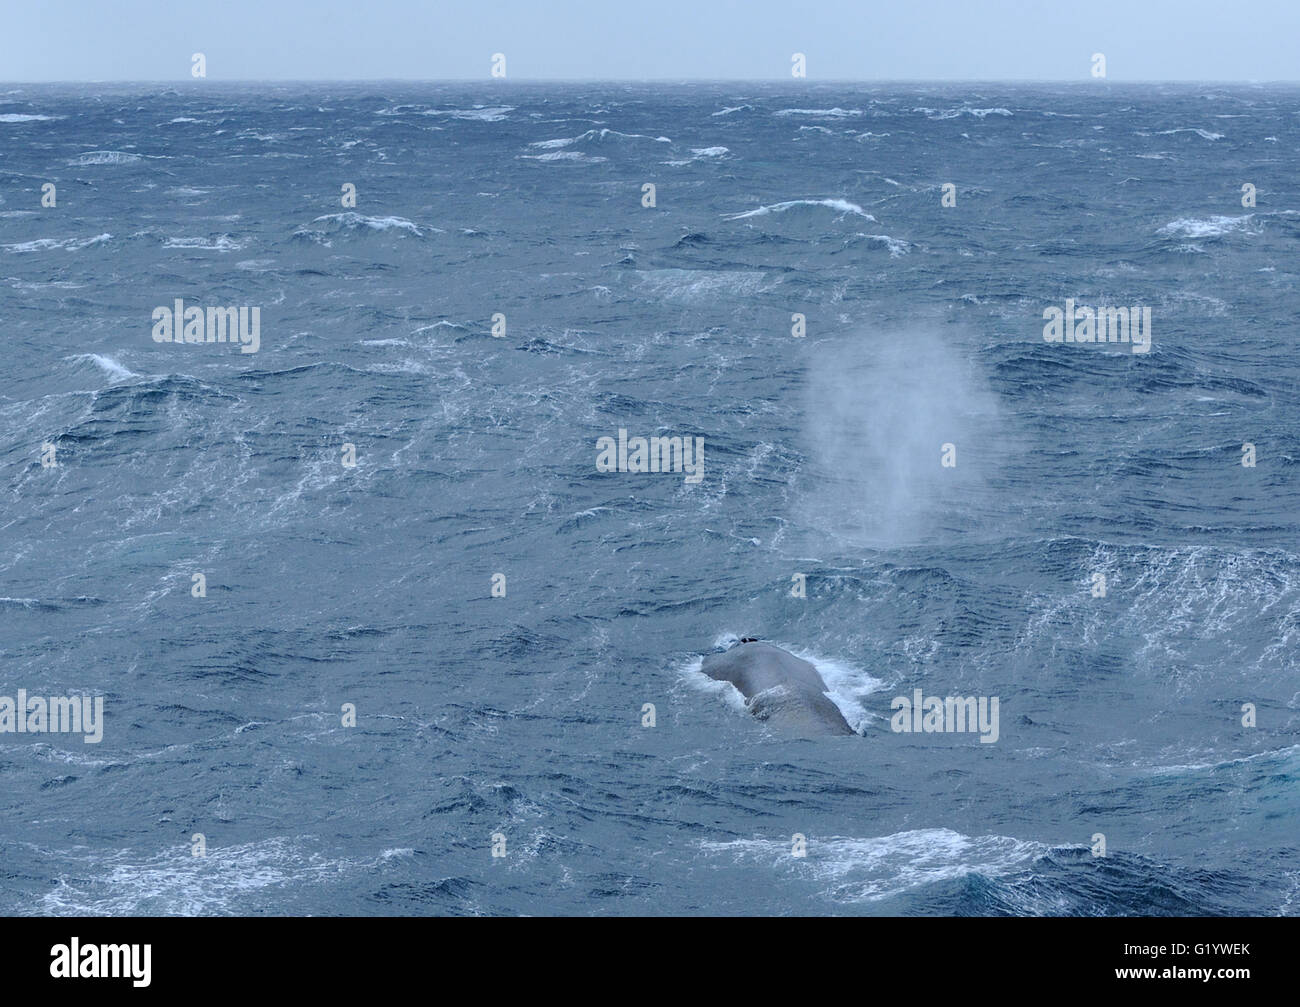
<box><xmin>1</xmin><ymin>81</ymin><xmax>1297</xmax><ymax>915</ymax></box>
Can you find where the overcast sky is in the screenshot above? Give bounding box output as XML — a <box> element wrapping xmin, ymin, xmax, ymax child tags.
<box><xmin>4</xmin><ymin>0</ymin><xmax>1297</xmax><ymax>81</ymax></box>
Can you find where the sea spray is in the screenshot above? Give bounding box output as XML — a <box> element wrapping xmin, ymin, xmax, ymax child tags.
<box><xmin>798</xmin><ymin>322</ymin><xmax>1006</xmax><ymax>547</ymax></box>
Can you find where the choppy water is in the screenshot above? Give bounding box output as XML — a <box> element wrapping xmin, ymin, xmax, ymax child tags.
<box><xmin>1</xmin><ymin>82</ymin><xmax>1298</xmax><ymax>915</ymax></box>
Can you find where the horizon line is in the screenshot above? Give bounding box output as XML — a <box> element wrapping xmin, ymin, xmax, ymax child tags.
<box><xmin>5</xmin><ymin>77</ymin><xmax>1300</xmax><ymax>85</ymax></box>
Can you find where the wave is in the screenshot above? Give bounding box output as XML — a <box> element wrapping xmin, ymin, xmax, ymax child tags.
<box><xmin>711</xmin><ymin>104</ymin><xmax>752</xmax><ymax>116</ymax></box>
<box><xmin>725</xmin><ymin>198</ymin><xmax>875</xmax><ymax>222</ymax></box>
<box><xmin>1152</xmin><ymin>127</ymin><xmax>1224</xmax><ymax>140</ymax></box>
<box><xmin>699</xmin><ymin>829</ymin><xmax>1046</xmax><ymax>903</ymax></box>
<box><xmin>851</xmin><ymin>233</ymin><xmax>911</xmax><ymax>257</ymax></box>
<box><xmin>634</xmin><ymin>267</ymin><xmax>776</xmax><ymax>302</ymax></box>
<box><xmin>34</xmin><ymin>837</ymin><xmax>396</xmax><ymax>916</ymax></box>
<box><xmin>520</xmin><ymin>150</ymin><xmax>607</xmax><ymax>164</ymax></box>
<box><xmin>377</xmin><ymin>104</ymin><xmax>513</xmax><ymax>122</ymax></box>
<box><xmin>954</xmin><ymin>847</ymin><xmax>1264</xmax><ymax>916</ymax></box>
<box><xmin>1158</xmin><ymin>214</ymin><xmax>1252</xmax><ymax>239</ymax></box>
<box><xmin>428</xmin><ymin>105</ymin><xmax>513</xmax><ymax>122</ymax></box>
<box><xmin>920</xmin><ymin>106</ymin><xmax>1013</xmax><ymax>119</ymax></box>
<box><xmin>4</xmin><ymin>277</ymin><xmax>85</xmax><ymax>290</ymax></box>
<box><xmin>292</xmin><ymin>212</ymin><xmax>434</xmax><ymax>244</ymax></box>
<box><xmin>66</xmin><ymin>150</ymin><xmax>144</xmax><ymax>165</ymax></box>
<box><xmin>0</xmin><ymin>113</ymin><xmax>63</xmax><ymax>122</ymax></box>
<box><xmin>529</xmin><ymin>128</ymin><xmax>671</xmax><ymax>149</ymax></box>
<box><xmin>1018</xmin><ymin>540</ymin><xmax>1299</xmax><ymax>690</ymax></box>
<box><xmin>2</xmin><ymin>233</ymin><xmax>112</xmax><ymax>253</ymax></box>
<box><xmin>162</xmin><ymin>234</ymin><xmax>244</xmax><ymax>251</ymax></box>
<box><xmin>664</xmin><ymin>146</ymin><xmax>730</xmax><ymax>166</ymax></box>
<box><xmin>1146</xmin><ymin>743</ymin><xmax>1300</xmax><ymax>777</ymax></box>
<box><xmin>0</xmin><ymin>595</ymin><xmax>106</xmax><ymax>612</ymax></box>
<box><xmin>411</xmin><ymin>320</ymin><xmax>468</xmax><ymax>335</ymax></box>
<box><xmin>775</xmin><ymin>107</ymin><xmax>863</xmax><ymax>118</ymax></box>
<box><xmin>63</xmin><ymin>353</ymin><xmax>139</xmax><ymax>383</ymax></box>
<box><xmin>234</xmin><ymin>258</ymin><xmax>276</xmax><ymax>273</ymax></box>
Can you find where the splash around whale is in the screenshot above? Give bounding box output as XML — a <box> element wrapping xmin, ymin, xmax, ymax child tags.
<box><xmin>701</xmin><ymin>639</ymin><xmax>857</xmax><ymax>737</ymax></box>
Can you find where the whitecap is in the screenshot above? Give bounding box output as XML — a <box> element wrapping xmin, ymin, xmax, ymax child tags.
<box><xmin>162</xmin><ymin>235</ymin><xmax>243</xmax><ymax>251</ymax></box>
<box><xmin>64</xmin><ymin>353</ymin><xmax>138</xmax><ymax>383</ymax></box>
<box><xmin>37</xmin><ymin>837</ymin><xmax>395</xmax><ymax>916</ymax></box>
<box><xmin>66</xmin><ymin>150</ymin><xmax>144</xmax><ymax>165</ymax></box>
<box><xmin>635</xmin><ymin>268</ymin><xmax>775</xmax><ymax>303</ymax></box>
<box><xmin>521</xmin><ymin>151</ymin><xmax>607</xmax><ymax>163</ymax></box>
<box><xmin>412</xmin><ymin>320</ymin><xmax>467</xmax><ymax>334</ymax></box>
<box><xmin>2</xmin><ymin>233</ymin><xmax>111</xmax><ymax>253</ymax></box>
<box><xmin>775</xmin><ymin>107</ymin><xmax>863</xmax><ymax>118</ymax></box>
<box><xmin>4</xmin><ymin>277</ymin><xmax>85</xmax><ymax>290</ymax></box>
<box><xmin>1153</xmin><ymin>127</ymin><xmax>1223</xmax><ymax>140</ymax></box>
<box><xmin>725</xmin><ymin>198</ymin><xmax>874</xmax><ymax>221</ymax></box>
<box><xmin>698</xmin><ymin>829</ymin><xmax>1048</xmax><ymax>903</ymax></box>
<box><xmin>432</xmin><ymin>106</ymin><xmax>513</xmax><ymax>121</ymax></box>
<box><xmin>1158</xmin><ymin>214</ymin><xmax>1252</xmax><ymax>239</ymax></box>
<box><xmin>528</xmin><ymin>128</ymin><xmax>671</xmax><ymax>148</ymax></box>
<box><xmin>302</xmin><ymin>212</ymin><xmax>430</xmax><ymax>237</ymax></box>
<box><xmin>923</xmin><ymin>106</ymin><xmax>1013</xmax><ymax>119</ymax></box>
<box><xmin>860</xmin><ymin>233</ymin><xmax>911</xmax><ymax>257</ymax></box>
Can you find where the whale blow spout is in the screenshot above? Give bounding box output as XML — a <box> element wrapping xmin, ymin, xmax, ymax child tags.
<box><xmin>702</xmin><ymin>640</ymin><xmax>856</xmax><ymax>737</ymax></box>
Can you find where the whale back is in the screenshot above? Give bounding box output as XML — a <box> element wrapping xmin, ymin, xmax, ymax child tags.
<box><xmin>746</xmin><ymin>684</ymin><xmax>857</xmax><ymax>737</ymax></box>
<box><xmin>701</xmin><ymin>642</ymin><xmax>855</xmax><ymax>736</ymax></box>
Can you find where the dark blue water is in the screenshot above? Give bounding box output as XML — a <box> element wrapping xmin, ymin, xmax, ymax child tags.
<box><xmin>1</xmin><ymin>82</ymin><xmax>1297</xmax><ymax>915</ymax></box>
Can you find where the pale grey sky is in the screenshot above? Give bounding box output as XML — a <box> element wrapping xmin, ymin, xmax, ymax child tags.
<box><xmin>3</xmin><ymin>0</ymin><xmax>1296</xmax><ymax>81</ymax></box>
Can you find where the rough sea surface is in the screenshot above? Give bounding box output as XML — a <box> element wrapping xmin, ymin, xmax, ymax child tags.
<box><xmin>1</xmin><ymin>82</ymin><xmax>1297</xmax><ymax>916</ymax></box>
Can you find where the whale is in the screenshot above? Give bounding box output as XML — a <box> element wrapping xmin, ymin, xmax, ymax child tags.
<box><xmin>701</xmin><ymin>640</ymin><xmax>856</xmax><ymax>736</ymax></box>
